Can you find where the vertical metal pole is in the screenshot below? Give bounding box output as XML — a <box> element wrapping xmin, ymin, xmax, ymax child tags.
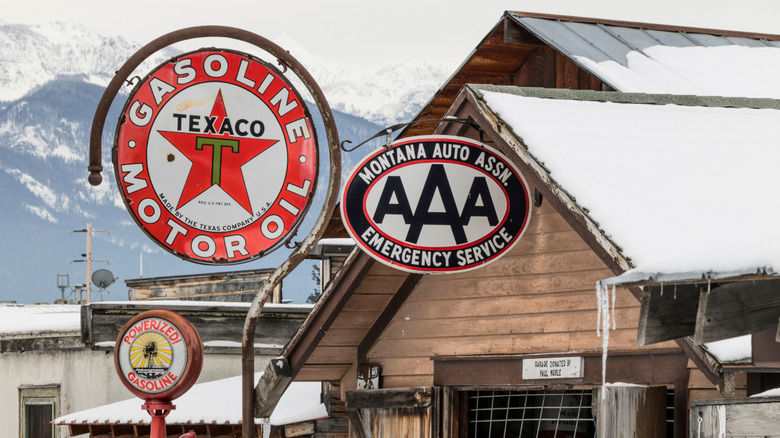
<box><xmin>86</xmin><ymin>222</ymin><xmax>92</xmax><ymax>303</ymax></box>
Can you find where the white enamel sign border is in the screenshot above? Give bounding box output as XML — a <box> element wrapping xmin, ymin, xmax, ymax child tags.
<box><xmin>341</xmin><ymin>135</ymin><xmax>532</xmax><ymax>273</ymax></box>
<box><xmin>113</xmin><ymin>48</ymin><xmax>318</xmax><ymax>264</ymax></box>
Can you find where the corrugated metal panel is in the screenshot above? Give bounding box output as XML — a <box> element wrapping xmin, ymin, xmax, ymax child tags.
<box><xmin>509</xmin><ymin>13</ymin><xmax>780</xmax><ymax>98</ymax></box>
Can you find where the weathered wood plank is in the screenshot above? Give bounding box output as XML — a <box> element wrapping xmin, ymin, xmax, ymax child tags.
<box><xmin>510</xmin><ymin>228</ymin><xmax>592</xmax><ymax>254</ymax></box>
<box><xmin>380</xmin><ymin>307</ymin><xmax>641</xmax><ymax>340</ymax></box>
<box><xmin>306</xmin><ymin>346</ymin><xmax>357</xmax><ymax>364</ymax></box>
<box><xmin>126</xmin><ymin>269</ymin><xmax>274</xmax><ymax>301</ymax></box>
<box><xmin>284</xmin><ymin>421</ymin><xmax>314</xmax><ymax>437</ymax></box>
<box><xmin>515</xmin><ymin>46</ymin><xmax>556</xmax><ymax>88</ymax></box>
<box><xmin>637</xmin><ymin>284</ymin><xmax>701</xmax><ymax>346</ymax></box>
<box><xmin>255</xmin><ymin>356</ymin><xmax>293</xmax><ymax>418</ymax></box>
<box><xmin>297</xmin><ymin>364</ymin><xmax>352</xmax><ymax>382</ymax></box>
<box><xmin>342</xmin><ymin>293</ymin><xmax>394</xmax><ymax>312</ymax></box>
<box><xmin>329</xmin><ymin>311</ymin><xmax>384</xmax><ymax>329</ymax></box>
<box><xmin>364</xmin><ymin>356</ymin><xmax>435</xmax><ymax>377</ymax></box>
<box><xmin>359</xmin><ymin>274</ymin><xmax>423</xmax><ymax>364</ymax></box>
<box><xmin>595</xmin><ymin>385</ymin><xmax>666</xmax><ymax>438</ymax></box>
<box><xmin>448</xmin><ymin>248</ymin><xmax>606</xmax><ymax>277</ymax></box>
<box><xmin>691</xmin><ymin>399</ymin><xmax>780</xmax><ymax>437</ymax></box>
<box><xmin>346</xmin><ymin>387</ymin><xmax>434</xmax><ymax>410</ymax></box>
<box><xmin>503</xmin><ymin>18</ymin><xmax>545</xmax><ymax>45</ymax></box>
<box><xmin>695</xmin><ymin>279</ymin><xmax>780</xmax><ymax>344</ymax></box>
<box><xmin>85</xmin><ymin>304</ymin><xmax>307</xmax><ymax>345</ymax></box>
<box><xmin>555</xmin><ymin>52</ymin><xmax>580</xmax><ymax>89</ymax></box>
<box><xmin>401</xmin><ymin>289</ymin><xmax>637</xmax><ymax>320</ymax></box>
<box><xmin>317</xmin><ymin>328</ymin><xmax>367</xmax><ymax>347</ymax></box>
<box><xmin>411</xmin><ymin>269</ymin><xmax>610</xmax><ymax>300</ymax></box>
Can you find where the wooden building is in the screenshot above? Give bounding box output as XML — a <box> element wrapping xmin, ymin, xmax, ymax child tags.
<box><xmin>253</xmin><ymin>11</ymin><xmax>780</xmax><ymax>437</ymax></box>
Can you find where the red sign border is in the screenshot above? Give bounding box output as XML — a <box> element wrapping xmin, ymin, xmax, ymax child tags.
<box><xmin>114</xmin><ymin>309</ymin><xmax>203</xmax><ymax>401</ymax></box>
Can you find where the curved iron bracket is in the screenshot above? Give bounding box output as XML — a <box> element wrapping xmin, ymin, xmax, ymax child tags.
<box><xmin>87</xmin><ymin>27</ymin><xmax>341</xmax><ymax>438</ymax></box>
<box><xmin>340</xmin><ymin>118</ymin><xmax>484</xmax><ymax>152</ymax></box>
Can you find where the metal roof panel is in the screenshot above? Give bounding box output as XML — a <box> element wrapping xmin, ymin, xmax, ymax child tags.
<box><xmin>509</xmin><ymin>12</ymin><xmax>780</xmax><ymax>98</ymax></box>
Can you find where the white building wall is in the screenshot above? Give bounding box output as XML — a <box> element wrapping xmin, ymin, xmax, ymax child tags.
<box><xmin>1</xmin><ymin>340</ymin><xmax>274</xmax><ymax>438</ymax></box>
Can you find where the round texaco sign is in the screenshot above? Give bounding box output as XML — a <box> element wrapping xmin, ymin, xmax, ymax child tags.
<box><xmin>113</xmin><ymin>49</ymin><xmax>318</xmax><ymax>264</ymax></box>
<box><xmin>115</xmin><ymin>310</ymin><xmax>203</xmax><ymax>401</ymax></box>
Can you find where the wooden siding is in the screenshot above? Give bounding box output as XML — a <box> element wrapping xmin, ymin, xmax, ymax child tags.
<box><xmin>296</xmin><ymin>261</ymin><xmax>409</xmax><ymax>382</ymax></box>
<box><xmin>364</xmin><ymin>198</ymin><xmax>677</xmax><ymax>388</ymax></box>
<box><xmin>688</xmin><ymin>359</ymin><xmax>747</xmax><ymax>401</ymax></box>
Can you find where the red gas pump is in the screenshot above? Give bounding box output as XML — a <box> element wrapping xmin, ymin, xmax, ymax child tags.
<box><xmin>114</xmin><ymin>310</ymin><xmax>203</xmax><ymax>438</ymax></box>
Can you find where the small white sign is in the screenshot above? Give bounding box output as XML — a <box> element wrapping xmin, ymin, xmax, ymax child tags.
<box><xmin>522</xmin><ymin>357</ymin><xmax>583</xmax><ymax>380</ymax></box>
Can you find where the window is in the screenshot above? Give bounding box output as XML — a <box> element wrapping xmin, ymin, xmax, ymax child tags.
<box><xmin>19</xmin><ymin>386</ymin><xmax>59</xmax><ymax>438</ymax></box>
<box><xmin>467</xmin><ymin>389</ymin><xmax>594</xmax><ymax>438</ymax></box>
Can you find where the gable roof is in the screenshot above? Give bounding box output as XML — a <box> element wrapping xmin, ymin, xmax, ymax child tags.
<box><xmin>404</xmin><ymin>11</ymin><xmax>780</xmax><ymax>138</ymax></box>
<box><xmin>508</xmin><ymin>11</ymin><xmax>780</xmax><ymax>98</ymax></box>
<box><xmin>255</xmin><ymin>13</ymin><xmax>780</xmax><ymax>410</ymax></box>
<box><xmin>467</xmin><ymin>85</ymin><xmax>780</xmax><ymax>285</ymax></box>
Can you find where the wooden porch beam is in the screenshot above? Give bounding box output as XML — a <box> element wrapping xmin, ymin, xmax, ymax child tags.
<box><xmin>346</xmin><ymin>387</ymin><xmax>434</xmax><ymax>410</ymax></box>
<box><xmin>695</xmin><ymin>279</ymin><xmax>780</xmax><ymax>345</ymax></box>
<box><xmin>637</xmin><ymin>284</ymin><xmax>701</xmax><ymax>346</ymax></box>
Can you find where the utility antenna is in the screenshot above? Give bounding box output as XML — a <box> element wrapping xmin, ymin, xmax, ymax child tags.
<box><xmin>73</xmin><ymin>223</ymin><xmax>109</xmax><ymax>303</ymax></box>
<box><xmin>92</xmin><ymin>269</ymin><xmax>116</xmax><ymax>302</ymax></box>
<box><xmin>56</xmin><ymin>274</ymin><xmax>70</xmax><ymax>300</ymax></box>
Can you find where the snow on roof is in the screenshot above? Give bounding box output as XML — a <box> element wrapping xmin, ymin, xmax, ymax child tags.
<box><xmin>704</xmin><ymin>335</ymin><xmax>752</xmax><ymax>364</ymax></box>
<box><xmin>96</xmin><ymin>300</ymin><xmax>314</xmax><ymax>311</ymax></box>
<box><xmin>752</xmin><ymin>387</ymin><xmax>780</xmax><ymax>397</ymax></box>
<box><xmin>0</xmin><ymin>303</ymin><xmax>81</xmax><ymax>337</ymax></box>
<box><xmin>477</xmin><ymin>86</ymin><xmax>780</xmax><ymax>284</ymax></box>
<box><xmin>53</xmin><ymin>373</ymin><xmax>328</xmax><ymax>426</ymax></box>
<box><xmin>511</xmin><ymin>14</ymin><xmax>780</xmax><ymax>99</ymax></box>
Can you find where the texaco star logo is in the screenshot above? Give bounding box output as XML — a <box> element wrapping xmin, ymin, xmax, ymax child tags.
<box><xmin>114</xmin><ymin>49</ymin><xmax>318</xmax><ymax>264</ymax></box>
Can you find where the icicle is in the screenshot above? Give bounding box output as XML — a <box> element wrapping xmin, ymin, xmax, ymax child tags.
<box><xmin>595</xmin><ymin>280</ymin><xmax>615</xmax><ymax>408</ymax></box>
<box><xmin>660</xmin><ymin>282</ymin><xmax>664</xmax><ymax>296</ymax></box>
<box><xmin>674</xmin><ymin>284</ymin><xmax>677</xmax><ymax>300</ymax></box>
<box><xmin>261</xmin><ymin>417</ymin><xmax>271</xmax><ymax>438</ymax></box>
<box><xmin>596</xmin><ymin>281</ymin><xmax>602</xmax><ymax>336</ymax></box>
<box><xmin>611</xmin><ymin>284</ymin><xmax>616</xmax><ymax>330</ymax></box>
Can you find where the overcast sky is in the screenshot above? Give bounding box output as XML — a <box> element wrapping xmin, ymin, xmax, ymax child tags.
<box><xmin>6</xmin><ymin>0</ymin><xmax>780</xmax><ymax>71</ymax></box>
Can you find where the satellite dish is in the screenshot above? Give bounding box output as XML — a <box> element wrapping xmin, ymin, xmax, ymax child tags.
<box><xmin>92</xmin><ymin>269</ymin><xmax>116</xmax><ymax>289</ymax></box>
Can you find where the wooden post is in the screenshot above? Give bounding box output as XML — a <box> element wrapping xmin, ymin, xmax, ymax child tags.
<box><xmin>595</xmin><ymin>386</ymin><xmax>666</xmax><ymax>438</ymax></box>
<box><xmin>86</xmin><ymin>222</ymin><xmax>92</xmax><ymax>303</ymax></box>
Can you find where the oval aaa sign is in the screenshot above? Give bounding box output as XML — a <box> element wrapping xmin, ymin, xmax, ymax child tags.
<box><xmin>342</xmin><ymin>136</ymin><xmax>532</xmax><ymax>273</ymax></box>
<box><xmin>113</xmin><ymin>49</ymin><xmax>318</xmax><ymax>264</ymax></box>
<box><xmin>114</xmin><ymin>310</ymin><xmax>203</xmax><ymax>401</ymax></box>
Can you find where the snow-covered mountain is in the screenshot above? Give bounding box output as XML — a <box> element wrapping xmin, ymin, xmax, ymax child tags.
<box><xmin>273</xmin><ymin>35</ymin><xmax>450</xmax><ymax>126</ymax></box>
<box><xmin>0</xmin><ymin>22</ymin><xmax>448</xmax><ymax>304</ymax></box>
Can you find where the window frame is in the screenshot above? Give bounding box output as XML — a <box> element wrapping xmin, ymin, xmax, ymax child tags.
<box><xmin>18</xmin><ymin>385</ymin><xmax>60</xmax><ymax>438</ymax></box>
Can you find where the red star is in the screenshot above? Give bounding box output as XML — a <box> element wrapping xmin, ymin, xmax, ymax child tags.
<box><xmin>159</xmin><ymin>90</ymin><xmax>278</xmax><ymax>214</ymax></box>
